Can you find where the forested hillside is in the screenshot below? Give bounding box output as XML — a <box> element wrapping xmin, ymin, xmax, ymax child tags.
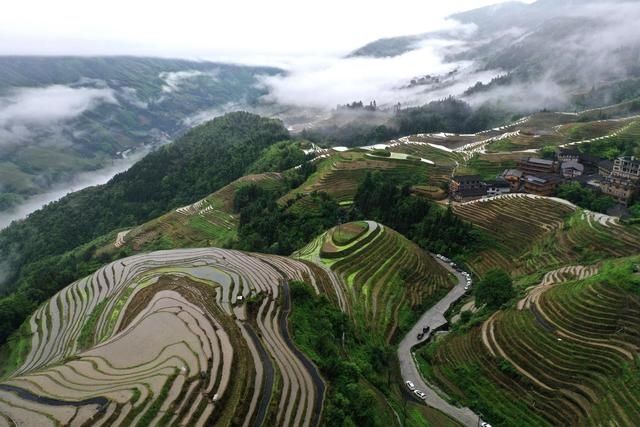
<box><xmin>0</xmin><ymin>113</ymin><xmax>290</xmax><ymax>341</ymax></box>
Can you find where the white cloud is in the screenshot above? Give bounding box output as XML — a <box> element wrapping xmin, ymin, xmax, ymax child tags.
<box><xmin>0</xmin><ymin>85</ymin><xmax>116</xmax><ymax>144</ymax></box>
<box><xmin>259</xmin><ymin>38</ymin><xmax>500</xmax><ymax>109</ymax></box>
<box><xmin>159</xmin><ymin>69</ymin><xmax>218</xmax><ymax>93</ymax></box>
<box><xmin>0</xmin><ymin>1</ymin><xmax>527</xmax><ymax>58</ymax></box>
<box><xmin>0</xmin><ymin>85</ymin><xmax>116</xmax><ymax>126</ymax></box>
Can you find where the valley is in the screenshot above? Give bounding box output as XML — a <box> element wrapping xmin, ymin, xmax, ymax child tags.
<box><xmin>1</xmin><ymin>1</ymin><xmax>640</xmax><ymax>425</ymax></box>
<box><xmin>0</xmin><ymin>96</ymin><xmax>639</xmax><ymax>425</ymax></box>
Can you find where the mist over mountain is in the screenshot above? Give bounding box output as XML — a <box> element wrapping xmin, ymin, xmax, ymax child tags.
<box><xmin>0</xmin><ymin>56</ymin><xmax>280</xmax><ymax>223</ymax></box>
<box><xmin>342</xmin><ymin>0</ymin><xmax>640</xmax><ymax>112</ymax></box>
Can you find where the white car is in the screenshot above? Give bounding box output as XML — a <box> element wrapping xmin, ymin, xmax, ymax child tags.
<box><xmin>481</xmin><ymin>423</ymin><xmax>492</xmax><ymax>427</ymax></box>
<box><xmin>414</xmin><ymin>389</ymin><xmax>427</xmax><ymax>400</ymax></box>
<box><xmin>405</xmin><ymin>380</ymin><xmax>416</xmax><ymax>391</ymax></box>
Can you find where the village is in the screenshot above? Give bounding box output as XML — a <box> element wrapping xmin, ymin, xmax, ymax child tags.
<box><xmin>450</xmin><ymin>149</ymin><xmax>640</xmax><ymax>215</ymax></box>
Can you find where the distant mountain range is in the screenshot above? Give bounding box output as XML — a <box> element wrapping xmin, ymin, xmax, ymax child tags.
<box><xmin>350</xmin><ymin>0</ymin><xmax>640</xmax><ymax>109</ymax></box>
<box><xmin>0</xmin><ymin>56</ymin><xmax>280</xmax><ymax>213</ymax></box>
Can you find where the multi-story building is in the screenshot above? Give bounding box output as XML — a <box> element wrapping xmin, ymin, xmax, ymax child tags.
<box><xmin>561</xmin><ymin>160</ymin><xmax>584</xmax><ymax>178</ymax></box>
<box><xmin>523</xmin><ymin>174</ymin><xmax>561</xmax><ymax>197</ymax></box>
<box><xmin>601</xmin><ymin>156</ymin><xmax>640</xmax><ymax>206</ymax></box>
<box><xmin>450</xmin><ymin>175</ymin><xmax>487</xmax><ymax>201</ymax></box>
<box><xmin>518</xmin><ymin>157</ymin><xmax>559</xmax><ymax>175</ymax></box>
<box><xmin>485</xmin><ymin>180</ymin><xmax>511</xmax><ymax>197</ymax></box>
<box><xmin>502</xmin><ymin>169</ymin><xmax>524</xmax><ymax>192</ymax></box>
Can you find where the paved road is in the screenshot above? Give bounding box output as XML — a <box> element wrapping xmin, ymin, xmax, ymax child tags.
<box><xmin>397</xmin><ymin>256</ymin><xmax>483</xmax><ymax>427</ymax></box>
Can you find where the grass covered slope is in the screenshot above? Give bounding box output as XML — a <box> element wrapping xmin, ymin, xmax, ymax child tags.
<box><xmin>295</xmin><ymin>221</ymin><xmax>455</xmax><ymax>342</ymax></box>
<box><xmin>112</xmin><ymin>172</ymin><xmax>284</xmax><ymax>253</ymax></box>
<box><xmin>422</xmin><ymin>258</ymin><xmax>640</xmax><ymax>426</ymax></box>
<box><xmin>0</xmin><ymin>248</ymin><xmax>331</xmax><ymax>426</ymax></box>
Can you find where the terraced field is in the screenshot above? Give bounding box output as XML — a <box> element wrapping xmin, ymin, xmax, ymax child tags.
<box><xmin>0</xmin><ymin>248</ymin><xmax>329</xmax><ymax>427</ymax></box>
<box><xmin>427</xmin><ymin>258</ymin><xmax>640</xmax><ymax>426</ymax></box>
<box><xmin>283</xmin><ymin>151</ymin><xmax>449</xmax><ymax>204</ymax></box>
<box><xmin>453</xmin><ymin>194</ymin><xmax>640</xmax><ymax>276</ymax></box>
<box><xmin>295</xmin><ymin>221</ymin><xmax>455</xmax><ymax>342</ymax></box>
<box><xmin>114</xmin><ymin>173</ymin><xmax>283</xmax><ymax>252</ymax></box>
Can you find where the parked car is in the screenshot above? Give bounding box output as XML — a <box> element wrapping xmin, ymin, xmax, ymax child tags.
<box><xmin>414</xmin><ymin>390</ymin><xmax>427</xmax><ymax>400</ymax></box>
<box><xmin>417</xmin><ymin>333</ymin><xmax>424</xmax><ymax>340</ymax></box>
<box><xmin>481</xmin><ymin>423</ymin><xmax>492</xmax><ymax>427</ymax></box>
<box><xmin>464</xmin><ymin>285</ymin><xmax>471</xmax><ymax>292</ymax></box>
<box><xmin>405</xmin><ymin>380</ymin><xmax>416</xmax><ymax>391</ymax></box>
<box><xmin>422</xmin><ymin>326</ymin><xmax>430</xmax><ymax>334</ymax></box>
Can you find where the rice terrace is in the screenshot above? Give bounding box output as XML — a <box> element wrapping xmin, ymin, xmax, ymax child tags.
<box><xmin>2</xmin><ymin>1</ymin><xmax>640</xmax><ymax>426</ymax></box>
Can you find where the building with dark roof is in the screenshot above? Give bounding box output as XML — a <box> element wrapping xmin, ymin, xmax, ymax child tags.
<box><xmin>502</xmin><ymin>169</ymin><xmax>524</xmax><ymax>191</ymax></box>
<box><xmin>485</xmin><ymin>180</ymin><xmax>511</xmax><ymax>197</ymax></box>
<box><xmin>558</xmin><ymin>148</ymin><xmax>580</xmax><ymax>162</ymax></box>
<box><xmin>450</xmin><ymin>175</ymin><xmax>487</xmax><ymax>201</ymax></box>
<box><xmin>561</xmin><ymin>160</ymin><xmax>585</xmax><ymax>178</ymax></box>
<box><xmin>523</xmin><ymin>174</ymin><xmax>561</xmax><ymax>196</ymax></box>
<box><xmin>518</xmin><ymin>157</ymin><xmax>559</xmax><ymax>175</ymax></box>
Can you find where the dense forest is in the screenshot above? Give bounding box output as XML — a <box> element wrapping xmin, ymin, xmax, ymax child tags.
<box><xmin>302</xmin><ymin>98</ymin><xmax>512</xmax><ymax>147</ymax></box>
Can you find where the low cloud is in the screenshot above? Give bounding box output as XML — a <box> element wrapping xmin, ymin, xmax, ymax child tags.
<box><xmin>0</xmin><ymin>85</ymin><xmax>117</xmax><ymax>145</ymax></box>
<box><xmin>159</xmin><ymin>69</ymin><xmax>219</xmax><ymax>93</ymax></box>
<box><xmin>259</xmin><ymin>35</ymin><xmax>500</xmax><ymax>110</ymax></box>
<box><xmin>0</xmin><ymin>147</ymin><xmax>149</xmax><ymax>230</ymax></box>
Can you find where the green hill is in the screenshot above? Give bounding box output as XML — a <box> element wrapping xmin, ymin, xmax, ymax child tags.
<box><xmin>295</xmin><ymin>221</ymin><xmax>455</xmax><ymax>342</ymax></box>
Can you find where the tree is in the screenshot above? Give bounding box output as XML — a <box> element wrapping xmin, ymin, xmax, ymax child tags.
<box><xmin>476</xmin><ymin>268</ymin><xmax>515</xmax><ymax>309</ymax></box>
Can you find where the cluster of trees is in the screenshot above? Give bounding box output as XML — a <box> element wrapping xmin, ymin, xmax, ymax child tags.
<box><xmin>337</xmin><ymin>100</ymin><xmax>378</xmax><ymax>111</ymax></box>
<box><xmin>289</xmin><ymin>281</ymin><xmax>395</xmax><ymax>426</ymax></box>
<box><xmin>580</xmin><ymin>131</ymin><xmax>640</xmax><ymax>160</ymax></box>
<box><xmin>234</xmin><ymin>185</ymin><xmax>342</xmax><ymax>255</ymax></box>
<box><xmin>475</xmin><ymin>268</ymin><xmax>515</xmax><ymax>309</ymax></box>
<box><xmin>302</xmin><ymin>98</ymin><xmax>511</xmax><ymax>147</ymax></box>
<box><xmin>354</xmin><ymin>172</ymin><xmax>480</xmax><ymax>255</ymax></box>
<box><xmin>0</xmin><ymin>112</ymin><xmax>291</xmax><ymax>346</ymax></box>
<box><xmin>557</xmin><ymin>182</ymin><xmax>616</xmax><ymax>214</ymax></box>
<box><xmin>247</xmin><ymin>140</ymin><xmax>309</xmax><ymax>174</ymax></box>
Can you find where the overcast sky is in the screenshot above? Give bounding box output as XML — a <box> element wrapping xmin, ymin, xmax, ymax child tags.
<box><xmin>0</xmin><ymin>0</ymin><xmax>532</xmax><ymax>63</ymax></box>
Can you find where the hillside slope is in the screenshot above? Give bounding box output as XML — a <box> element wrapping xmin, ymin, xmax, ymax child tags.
<box><xmin>295</xmin><ymin>221</ymin><xmax>455</xmax><ymax>342</ymax></box>
<box><xmin>422</xmin><ymin>257</ymin><xmax>640</xmax><ymax>426</ymax></box>
<box><xmin>0</xmin><ymin>220</ymin><xmax>458</xmax><ymax>426</ymax></box>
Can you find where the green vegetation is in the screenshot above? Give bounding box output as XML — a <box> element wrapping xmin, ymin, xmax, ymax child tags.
<box><xmin>302</xmin><ymin>98</ymin><xmax>510</xmax><ymax>147</ymax></box>
<box><xmin>77</xmin><ymin>299</ymin><xmax>108</xmax><ymax>350</ymax></box>
<box><xmin>332</xmin><ymin>222</ymin><xmax>368</xmax><ymax>246</ymax></box>
<box><xmin>420</xmin><ymin>257</ymin><xmax>640</xmax><ymax>426</ymax></box>
<box><xmin>557</xmin><ymin>182</ymin><xmax>615</xmax><ymax>214</ymax></box>
<box><xmin>289</xmin><ymin>281</ymin><xmax>398</xmax><ymax>427</ymax></box>
<box><xmin>248</xmin><ymin>140</ymin><xmax>309</xmax><ymax>173</ymax></box>
<box><xmin>354</xmin><ymin>171</ymin><xmax>479</xmax><ymax>255</ymax></box>
<box><xmin>579</xmin><ymin>120</ymin><xmax>640</xmax><ymax>159</ymax></box>
<box><xmin>235</xmin><ymin>184</ymin><xmax>341</xmax><ymax>255</ymax></box>
<box><xmin>475</xmin><ymin>268</ymin><xmax>515</xmax><ymax>309</ymax></box>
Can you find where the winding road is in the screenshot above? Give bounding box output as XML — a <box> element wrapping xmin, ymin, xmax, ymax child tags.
<box><xmin>397</xmin><ymin>256</ymin><xmax>483</xmax><ymax>427</ymax></box>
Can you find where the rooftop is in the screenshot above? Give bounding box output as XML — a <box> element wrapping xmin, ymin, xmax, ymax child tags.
<box><xmin>561</xmin><ymin>161</ymin><xmax>584</xmax><ymax>172</ymax></box>
<box><xmin>521</xmin><ymin>157</ymin><xmax>555</xmax><ymax>166</ymax></box>
<box><xmin>502</xmin><ymin>169</ymin><xmax>523</xmax><ymax>178</ymax></box>
<box><xmin>452</xmin><ymin>175</ymin><xmax>482</xmax><ymax>183</ymax></box>
<box><xmin>525</xmin><ymin>174</ymin><xmax>561</xmax><ymax>185</ymax></box>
